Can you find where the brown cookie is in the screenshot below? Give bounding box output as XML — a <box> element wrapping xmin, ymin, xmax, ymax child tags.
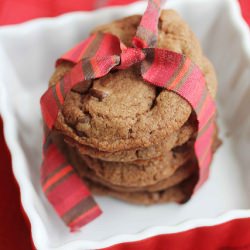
<box><xmin>75</xmin><ymin>157</ymin><xmax>197</xmax><ymax>193</ymax></box>
<box><xmin>65</xmin><ymin>120</ymin><xmax>196</xmax><ymax>162</ymax></box>
<box><xmin>85</xmin><ymin>174</ymin><xmax>198</xmax><ymax>205</ymax></box>
<box><xmin>52</xmin><ymin>122</ymin><xmax>219</xmax><ymax>190</ymax></box>
<box><xmin>79</xmin><ymin>149</ymin><xmax>193</xmax><ymax>187</ymax></box>
<box><xmin>51</xmin><ymin>130</ymin><xmax>192</xmax><ymax>190</ymax></box>
<box><xmin>50</xmin><ymin>10</ymin><xmax>217</xmax><ymax>152</ymax></box>
<box><xmin>71</xmin><ymin>127</ymin><xmax>219</xmax><ymax>189</ymax></box>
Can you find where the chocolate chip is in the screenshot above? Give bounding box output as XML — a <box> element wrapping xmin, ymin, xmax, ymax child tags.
<box><xmin>72</xmin><ymin>80</ymin><xmax>92</xmax><ymax>94</ymax></box>
<box><xmin>78</xmin><ymin>113</ymin><xmax>91</xmax><ymax>123</ymax></box>
<box><xmin>173</xmin><ymin>152</ymin><xmax>177</xmax><ymax>159</ymax></box>
<box><xmin>89</xmin><ymin>88</ymin><xmax>109</xmax><ymax>101</ymax></box>
<box><xmin>158</xmin><ymin>18</ymin><xmax>163</xmax><ymax>30</ymax></box>
<box><xmin>172</xmin><ymin>145</ymin><xmax>187</xmax><ymax>154</ymax></box>
<box><xmin>172</xmin><ymin>140</ymin><xmax>194</xmax><ymax>154</ymax></box>
<box><xmin>76</xmin><ymin>130</ymin><xmax>88</xmax><ymax>137</ymax></box>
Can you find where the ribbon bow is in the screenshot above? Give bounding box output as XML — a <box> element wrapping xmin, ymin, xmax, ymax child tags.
<box><xmin>41</xmin><ymin>0</ymin><xmax>216</xmax><ymax>231</ymax></box>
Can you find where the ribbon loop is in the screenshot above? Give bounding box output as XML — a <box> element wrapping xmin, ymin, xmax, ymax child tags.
<box><xmin>133</xmin><ymin>0</ymin><xmax>166</xmax><ymax>48</ymax></box>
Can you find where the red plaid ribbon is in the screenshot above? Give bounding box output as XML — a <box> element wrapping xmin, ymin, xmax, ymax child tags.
<box><xmin>40</xmin><ymin>0</ymin><xmax>216</xmax><ymax>230</ymax></box>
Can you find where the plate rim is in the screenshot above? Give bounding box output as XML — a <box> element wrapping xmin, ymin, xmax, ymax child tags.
<box><xmin>0</xmin><ymin>0</ymin><xmax>250</xmax><ymax>249</ymax></box>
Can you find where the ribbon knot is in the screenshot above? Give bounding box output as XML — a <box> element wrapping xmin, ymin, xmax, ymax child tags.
<box><xmin>117</xmin><ymin>47</ymin><xmax>146</xmax><ymax>70</ymax></box>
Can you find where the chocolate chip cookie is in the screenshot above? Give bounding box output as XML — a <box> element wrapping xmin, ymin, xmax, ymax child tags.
<box><xmin>50</xmin><ymin>10</ymin><xmax>217</xmax><ymax>152</ymax></box>
<box><xmin>65</xmin><ymin>120</ymin><xmax>196</xmax><ymax>162</ymax></box>
<box><xmin>74</xmin><ymin>157</ymin><xmax>197</xmax><ymax>193</ymax></box>
<box><xmin>78</xmin><ymin>149</ymin><xmax>193</xmax><ymax>187</ymax></box>
<box><xmin>85</xmin><ymin>174</ymin><xmax>198</xmax><ymax>205</ymax></box>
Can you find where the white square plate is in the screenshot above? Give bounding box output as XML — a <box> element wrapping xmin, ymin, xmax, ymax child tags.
<box><xmin>0</xmin><ymin>0</ymin><xmax>250</xmax><ymax>249</ymax></box>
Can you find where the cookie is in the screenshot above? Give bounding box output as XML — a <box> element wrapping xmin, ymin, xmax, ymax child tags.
<box><xmin>50</xmin><ymin>10</ymin><xmax>217</xmax><ymax>152</ymax></box>
<box><xmin>74</xmin><ymin>157</ymin><xmax>197</xmax><ymax>193</ymax></box>
<box><xmin>52</xmin><ymin>123</ymin><xmax>219</xmax><ymax>189</ymax></box>
<box><xmin>72</xmin><ymin>127</ymin><xmax>219</xmax><ymax>189</ymax></box>
<box><xmin>85</xmin><ymin>174</ymin><xmax>198</xmax><ymax>205</ymax></box>
<box><xmin>65</xmin><ymin>120</ymin><xmax>196</xmax><ymax>162</ymax></box>
<box><xmin>79</xmin><ymin>149</ymin><xmax>193</xmax><ymax>187</ymax></box>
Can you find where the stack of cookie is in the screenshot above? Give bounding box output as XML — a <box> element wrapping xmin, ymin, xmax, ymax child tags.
<box><xmin>50</xmin><ymin>10</ymin><xmax>220</xmax><ymax>205</ymax></box>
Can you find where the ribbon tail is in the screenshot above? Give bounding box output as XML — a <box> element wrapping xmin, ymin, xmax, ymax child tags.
<box><xmin>41</xmin><ymin>135</ymin><xmax>102</xmax><ymax>231</ymax></box>
<box><xmin>40</xmin><ymin>53</ymin><xmax>121</xmax><ymax>230</ymax></box>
